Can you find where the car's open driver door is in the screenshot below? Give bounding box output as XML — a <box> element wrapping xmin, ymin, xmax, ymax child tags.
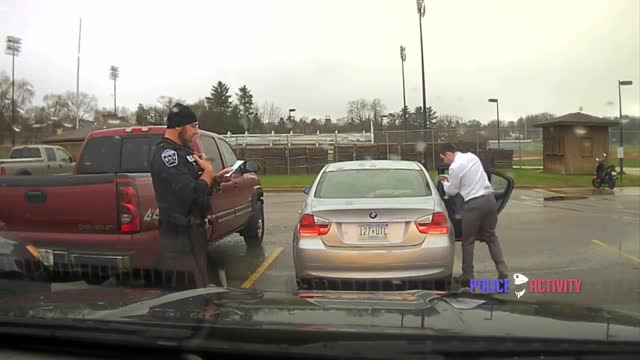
<box><xmin>437</xmin><ymin>165</ymin><xmax>514</xmax><ymax>241</ymax></box>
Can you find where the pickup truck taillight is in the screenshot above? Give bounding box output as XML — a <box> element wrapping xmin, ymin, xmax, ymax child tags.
<box><xmin>118</xmin><ymin>184</ymin><xmax>140</xmax><ymax>233</ymax></box>
<box><xmin>0</xmin><ymin>166</ymin><xmax>5</xmax><ymax>176</ymax></box>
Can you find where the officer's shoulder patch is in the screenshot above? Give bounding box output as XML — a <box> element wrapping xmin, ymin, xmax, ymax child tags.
<box><xmin>161</xmin><ymin>149</ymin><xmax>178</xmax><ymax>167</ymax></box>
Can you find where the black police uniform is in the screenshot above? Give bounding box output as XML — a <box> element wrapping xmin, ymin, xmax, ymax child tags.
<box><xmin>149</xmin><ymin>104</ymin><xmax>218</xmax><ymax>289</ymax></box>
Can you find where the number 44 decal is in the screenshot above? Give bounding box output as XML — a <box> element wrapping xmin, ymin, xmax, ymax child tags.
<box><xmin>144</xmin><ymin>208</ymin><xmax>160</xmax><ymax>222</ymax></box>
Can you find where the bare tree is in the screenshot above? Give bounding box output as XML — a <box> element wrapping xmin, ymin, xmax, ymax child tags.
<box><xmin>257</xmin><ymin>101</ymin><xmax>284</xmax><ymax>124</ymax></box>
<box><xmin>437</xmin><ymin>114</ymin><xmax>463</xmax><ymax>128</ymax></box>
<box><xmin>42</xmin><ymin>92</ymin><xmax>97</xmax><ymax>126</ymax></box>
<box><xmin>66</xmin><ymin>91</ymin><xmax>98</xmax><ymax>126</ymax></box>
<box><xmin>42</xmin><ymin>93</ymin><xmax>67</xmax><ymax>120</ymax></box>
<box><xmin>157</xmin><ymin>96</ymin><xmax>186</xmax><ymax>112</ymax></box>
<box><xmin>347</xmin><ymin>99</ymin><xmax>370</xmax><ymax>124</ymax></box>
<box><xmin>0</xmin><ymin>72</ymin><xmax>35</xmax><ymax>120</ymax></box>
<box><xmin>370</xmin><ymin>98</ymin><xmax>386</xmax><ymax>127</ymax></box>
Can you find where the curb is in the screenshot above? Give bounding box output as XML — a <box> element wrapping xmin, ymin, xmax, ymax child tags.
<box><xmin>264</xmin><ymin>188</ymin><xmax>305</xmax><ymax>192</ymax></box>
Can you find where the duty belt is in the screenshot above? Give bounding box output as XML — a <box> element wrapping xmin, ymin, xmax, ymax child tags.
<box><xmin>159</xmin><ymin>213</ymin><xmax>204</xmax><ymax>226</ymax></box>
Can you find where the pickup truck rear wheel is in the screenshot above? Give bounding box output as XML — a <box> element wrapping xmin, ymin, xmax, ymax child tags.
<box><xmin>242</xmin><ymin>201</ymin><xmax>264</xmax><ymax>248</ymax></box>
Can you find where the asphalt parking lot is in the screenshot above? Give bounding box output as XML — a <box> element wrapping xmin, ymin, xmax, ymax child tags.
<box><xmin>207</xmin><ymin>187</ymin><xmax>640</xmax><ymax>315</ymax></box>
<box><xmin>45</xmin><ymin>187</ymin><xmax>640</xmax><ymax>315</ymax></box>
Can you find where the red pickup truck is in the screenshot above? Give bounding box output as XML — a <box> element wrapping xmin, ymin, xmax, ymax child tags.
<box><xmin>0</xmin><ymin>126</ymin><xmax>264</xmax><ymax>284</ymax></box>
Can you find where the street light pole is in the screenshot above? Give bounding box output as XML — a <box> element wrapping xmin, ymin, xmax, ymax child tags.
<box><xmin>5</xmin><ymin>36</ymin><xmax>22</xmax><ymax>147</ymax></box>
<box><xmin>416</xmin><ymin>0</ymin><xmax>428</xmax><ymax>130</ymax></box>
<box><xmin>618</xmin><ymin>80</ymin><xmax>633</xmax><ymax>174</ymax></box>
<box><xmin>489</xmin><ymin>98</ymin><xmax>500</xmax><ymax>149</ymax></box>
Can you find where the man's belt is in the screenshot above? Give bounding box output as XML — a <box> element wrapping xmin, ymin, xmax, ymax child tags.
<box><xmin>464</xmin><ymin>193</ymin><xmax>493</xmax><ymax>205</ymax></box>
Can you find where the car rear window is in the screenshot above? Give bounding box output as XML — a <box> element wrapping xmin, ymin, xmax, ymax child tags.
<box><xmin>315</xmin><ymin>169</ymin><xmax>431</xmax><ymax>198</ymax></box>
<box><xmin>9</xmin><ymin>147</ymin><xmax>42</xmax><ymax>159</ymax></box>
<box><xmin>76</xmin><ymin>135</ymin><xmax>163</xmax><ymax>174</ymax></box>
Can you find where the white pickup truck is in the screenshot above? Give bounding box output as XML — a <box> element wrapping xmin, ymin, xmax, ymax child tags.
<box><xmin>0</xmin><ymin>145</ymin><xmax>75</xmax><ymax>176</ymax></box>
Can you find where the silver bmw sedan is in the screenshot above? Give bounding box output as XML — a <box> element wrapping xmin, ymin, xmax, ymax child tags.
<box><xmin>293</xmin><ymin>160</ymin><xmax>455</xmax><ymax>291</ymax></box>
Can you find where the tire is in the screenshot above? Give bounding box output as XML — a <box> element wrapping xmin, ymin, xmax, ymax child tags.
<box><xmin>607</xmin><ymin>177</ymin><xmax>616</xmax><ymax>190</ymax></box>
<box><xmin>242</xmin><ymin>201</ymin><xmax>264</xmax><ymax>248</ymax></box>
<box><xmin>592</xmin><ymin>178</ymin><xmax>602</xmax><ymax>189</ymax></box>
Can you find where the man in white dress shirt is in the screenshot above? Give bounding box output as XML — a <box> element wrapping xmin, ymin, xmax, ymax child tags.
<box><xmin>439</xmin><ymin>143</ymin><xmax>509</xmax><ymax>286</ymax></box>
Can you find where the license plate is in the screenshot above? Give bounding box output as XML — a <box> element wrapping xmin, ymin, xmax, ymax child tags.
<box><xmin>611</xmin><ymin>172</ymin><xmax>617</xmax><ymax>176</ymax></box>
<box><xmin>38</xmin><ymin>249</ymin><xmax>54</xmax><ymax>267</ymax></box>
<box><xmin>358</xmin><ymin>224</ymin><xmax>389</xmax><ymax>240</ymax></box>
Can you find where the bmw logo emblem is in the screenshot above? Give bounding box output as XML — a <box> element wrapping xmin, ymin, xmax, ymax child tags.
<box><xmin>369</xmin><ymin>211</ymin><xmax>377</xmax><ymax>219</ymax></box>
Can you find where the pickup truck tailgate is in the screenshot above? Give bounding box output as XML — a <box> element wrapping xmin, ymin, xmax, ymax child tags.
<box><xmin>0</xmin><ymin>174</ymin><xmax>118</xmax><ymax>234</ymax></box>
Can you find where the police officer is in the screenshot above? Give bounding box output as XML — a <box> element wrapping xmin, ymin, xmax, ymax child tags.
<box><xmin>150</xmin><ymin>103</ymin><xmax>232</xmax><ymax>289</ymax></box>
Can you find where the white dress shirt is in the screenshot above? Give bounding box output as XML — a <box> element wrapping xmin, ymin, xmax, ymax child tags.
<box><xmin>443</xmin><ymin>151</ymin><xmax>493</xmax><ymax>202</ymax></box>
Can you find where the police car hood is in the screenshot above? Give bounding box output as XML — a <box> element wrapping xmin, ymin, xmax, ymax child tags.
<box><xmin>0</xmin><ymin>286</ymin><xmax>638</xmax><ymax>343</ymax></box>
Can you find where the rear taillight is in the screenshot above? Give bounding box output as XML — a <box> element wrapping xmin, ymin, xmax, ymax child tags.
<box><xmin>0</xmin><ymin>166</ymin><xmax>5</xmax><ymax>176</ymax></box>
<box><xmin>415</xmin><ymin>212</ymin><xmax>449</xmax><ymax>234</ymax></box>
<box><xmin>298</xmin><ymin>214</ymin><xmax>331</xmax><ymax>237</ymax></box>
<box><xmin>118</xmin><ymin>184</ymin><xmax>140</xmax><ymax>233</ymax></box>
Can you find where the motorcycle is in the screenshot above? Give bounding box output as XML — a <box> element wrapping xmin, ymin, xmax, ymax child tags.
<box><xmin>592</xmin><ymin>154</ymin><xmax>617</xmax><ymax>190</ymax></box>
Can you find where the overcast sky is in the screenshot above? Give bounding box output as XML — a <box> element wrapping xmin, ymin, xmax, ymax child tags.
<box><xmin>1</xmin><ymin>0</ymin><xmax>638</xmax><ymax>123</ymax></box>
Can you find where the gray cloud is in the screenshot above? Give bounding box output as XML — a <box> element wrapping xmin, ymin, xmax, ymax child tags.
<box><xmin>0</xmin><ymin>0</ymin><xmax>638</xmax><ymax>122</ymax></box>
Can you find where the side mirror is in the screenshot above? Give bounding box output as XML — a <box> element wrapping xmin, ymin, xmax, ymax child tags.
<box><xmin>240</xmin><ymin>160</ymin><xmax>261</xmax><ymax>173</ymax></box>
<box><xmin>303</xmin><ymin>186</ymin><xmax>311</xmax><ymax>195</ymax></box>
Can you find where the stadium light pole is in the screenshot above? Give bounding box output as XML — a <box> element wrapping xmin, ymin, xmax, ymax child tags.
<box><xmin>416</xmin><ymin>0</ymin><xmax>428</xmax><ymax>130</ymax></box>
<box><xmin>5</xmin><ymin>36</ymin><xmax>22</xmax><ymax>147</ymax></box>
<box><xmin>109</xmin><ymin>66</ymin><xmax>119</xmax><ymax>114</ymax></box>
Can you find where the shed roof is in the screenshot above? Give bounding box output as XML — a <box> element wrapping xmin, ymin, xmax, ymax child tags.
<box><xmin>534</xmin><ymin>112</ymin><xmax>617</xmax><ymax>127</ymax></box>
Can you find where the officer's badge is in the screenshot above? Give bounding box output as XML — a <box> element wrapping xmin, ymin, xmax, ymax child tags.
<box><xmin>161</xmin><ymin>149</ymin><xmax>178</xmax><ymax>167</ymax></box>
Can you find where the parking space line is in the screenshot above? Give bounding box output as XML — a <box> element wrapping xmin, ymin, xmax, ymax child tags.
<box><xmin>592</xmin><ymin>240</ymin><xmax>640</xmax><ymax>263</ymax></box>
<box><xmin>532</xmin><ymin>188</ymin><xmax>564</xmax><ymax>197</ymax></box>
<box><xmin>240</xmin><ymin>247</ymin><xmax>284</xmax><ymax>288</ymax></box>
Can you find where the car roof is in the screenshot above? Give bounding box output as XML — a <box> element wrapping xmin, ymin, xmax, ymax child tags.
<box><xmin>324</xmin><ymin>160</ymin><xmax>423</xmax><ymax>172</ymax></box>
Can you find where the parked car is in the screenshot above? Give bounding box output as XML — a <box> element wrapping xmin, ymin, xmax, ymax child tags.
<box><xmin>0</xmin><ymin>144</ymin><xmax>75</xmax><ymax>176</ymax></box>
<box><xmin>0</xmin><ymin>230</ymin><xmax>52</xmax><ymax>297</ymax></box>
<box><xmin>293</xmin><ymin>160</ymin><xmax>514</xmax><ymax>291</ymax></box>
<box><xmin>0</xmin><ymin>126</ymin><xmax>264</xmax><ymax>285</ymax></box>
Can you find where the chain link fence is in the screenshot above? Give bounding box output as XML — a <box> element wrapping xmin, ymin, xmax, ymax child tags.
<box><xmin>2</xmin><ymin>127</ymin><xmax>639</xmax><ymax>173</ymax></box>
